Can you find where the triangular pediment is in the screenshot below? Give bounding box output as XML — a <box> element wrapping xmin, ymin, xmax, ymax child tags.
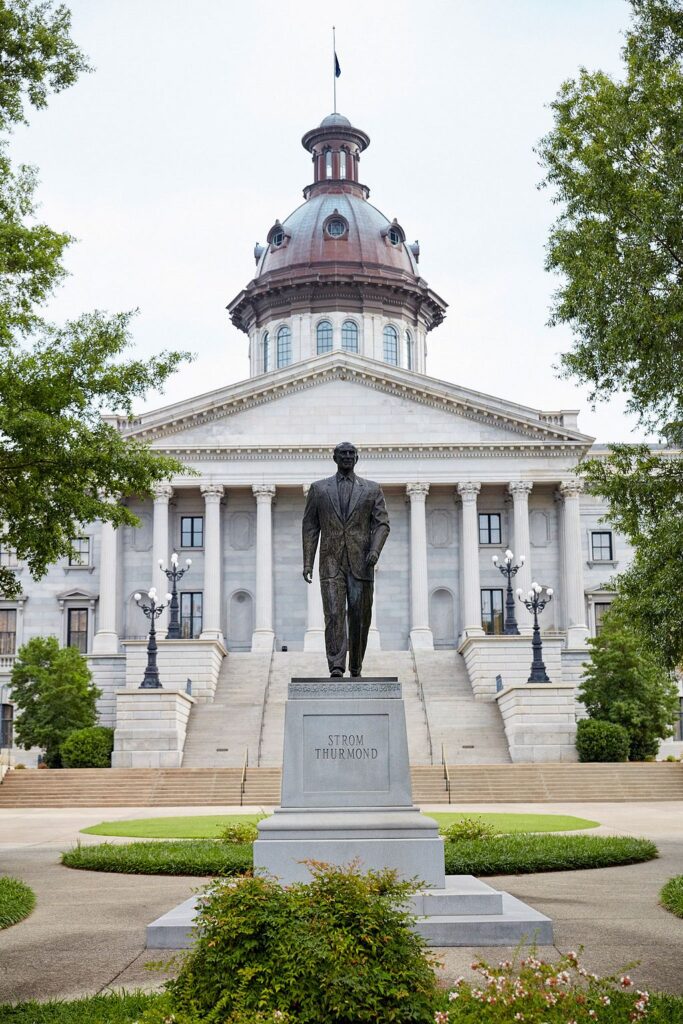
<box><xmin>122</xmin><ymin>353</ymin><xmax>593</xmax><ymax>453</ymax></box>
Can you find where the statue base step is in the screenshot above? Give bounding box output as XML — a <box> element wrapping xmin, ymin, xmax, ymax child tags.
<box><xmin>146</xmin><ymin>875</ymin><xmax>552</xmax><ymax>949</ymax></box>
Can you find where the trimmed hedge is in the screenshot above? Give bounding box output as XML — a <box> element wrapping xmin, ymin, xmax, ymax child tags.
<box><xmin>0</xmin><ymin>876</ymin><xmax>36</xmax><ymax>928</ymax></box>
<box><xmin>60</xmin><ymin>726</ymin><xmax>114</xmax><ymax>768</ymax></box>
<box><xmin>576</xmin><ymin>718</ymin><xmax>630</xmax><ymax>762</ymax></box>
<box><xmin>62</xmin><ymin>833</ymin><xmax>657</xmax><ymax>877</ymax></box>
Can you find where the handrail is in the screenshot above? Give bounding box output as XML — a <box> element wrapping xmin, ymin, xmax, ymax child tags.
<box><xmin>256</xmin><ymin>652</ymin><xmax>275</xmax><ymax>767</ymax></box>
<box><xmin>441</xmin><ymin>743</ymin><xmax>451</xmax><ymax>805</ymax></box>
<box><xmin>239</xmin><ymin>748</ymin><xmax>249</xmax><ymax>806</ymax></box>
<box><xmin>409</xmin><ymin>645</ymin><xmax>434</xmax><ymax>764</ymax></box>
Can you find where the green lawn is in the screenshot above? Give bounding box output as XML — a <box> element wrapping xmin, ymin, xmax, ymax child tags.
<box><xmin>80</xmin><ymin>810</ymin><xmax>598</xmax><ymax>839</ymax></box>
<box><xmin>0</xmin><ymin>876</ymin><xmax>36</xmax><ymax>929</ymax></box>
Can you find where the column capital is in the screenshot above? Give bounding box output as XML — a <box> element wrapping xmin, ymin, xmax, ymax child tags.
<box><xmin>406</xmin><ymin>482</ymin><xmax>430</xmax><ymax>501</ymax></box>
<box><xmin>253</xmin><ymin>483</ymin><xmax>276</xmax><ymax>502</ymax></box>
<box><xmin>456</xmin><ymin>481</ymin><xmax>481</xmax><ymax>503</ymax></box>
<box><xmin>153</xmin><ymin>484</ymin><xmax>174</xmax><ymax>502</ymax></box>
<box><xmin>560</xmin><ymin>477</ymin><xmax>584</xmax><ymax>498</ymax></box>
<box><xmin>508</xmin><ymin>480</ymin><xmax>533</xmax><ymax>499</ymax></box>
<box><xmin>200</xmin><ymin>483</ymin><xmax>224</xmax><ymax>502</ymax></box>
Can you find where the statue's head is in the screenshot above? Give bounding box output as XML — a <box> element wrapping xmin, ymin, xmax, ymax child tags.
<box><xmin>333</xmin><ymin>441</ymin><xmax>358</xmax><ymax>472</ymax></box>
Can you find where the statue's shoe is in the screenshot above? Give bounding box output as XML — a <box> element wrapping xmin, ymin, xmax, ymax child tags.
<box><xmin>329</xmin><ymin>668</ymin><xmax>344</xmax><ymax>678</ymax></box>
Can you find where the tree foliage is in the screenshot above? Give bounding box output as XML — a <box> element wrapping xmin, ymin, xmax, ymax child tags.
<box><xmin>578</xmin><ymin>608</ymin><xmax>678</xmax><ymax>759</ymax></box>
<box><xmin>10</xmin><ymin>635</ymin><xmax>100</xmax><ymax>766</ymax></box>
<box><xmin>0</xmin><ymin>1</ymin><xmax>191</xmax><ymax>599</ymax></box>
<box><xmin>537</xmin><ymin>0</ymin><xmax>683</xmax><ymax>433</ymax></box>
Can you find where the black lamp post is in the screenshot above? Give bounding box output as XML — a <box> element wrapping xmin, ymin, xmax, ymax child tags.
<box><xmin>160</xmin><ymin>553</ymin><xmax>192</xmax><ymax>639</ymax></box>
<box><xmin>516</xmin><ymin>582</ymin><xmax>554</xmax><ymax>683</ymax></box>
<box><xmin>134</xmin><ymin>587</ymin><xmax>172</xmax><ymax>689</ymax></box>
<box><xmin>492</xmin><ymin>549</ymin><xmax>525</xmax><ymax>635</ymax></box>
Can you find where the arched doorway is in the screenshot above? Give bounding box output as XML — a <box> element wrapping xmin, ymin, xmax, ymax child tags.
<box><xmin>430</xmin><ymin>588</ymin><xmax>456</xmax><ymax>648</ymax></box>
<box><xmin>228</xmin><ymin>590</ymin><xmax>254</xmax><ymax>651</ymax></box>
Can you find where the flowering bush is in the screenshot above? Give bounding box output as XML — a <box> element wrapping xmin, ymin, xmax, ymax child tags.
<box><xmin>433</xmin><ymin>949</ymin><xmax>652</xmax><ymax>1023</ymax></box>
<box><xmin>440</xmin><ymin>816</ymin><xmax>497</xmax><ymax>841</ymax></box>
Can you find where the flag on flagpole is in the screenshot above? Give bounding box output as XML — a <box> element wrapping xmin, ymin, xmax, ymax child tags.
<box><xmin>334</xmin><ymin>52</ymin><xmax>341</xmax><ymax>78</ymax></box>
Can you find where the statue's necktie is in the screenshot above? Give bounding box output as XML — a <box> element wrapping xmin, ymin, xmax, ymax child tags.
<box><xmin>339</xmin><ymin>477</ymin><xmax>351</xmax><ymax>519</ymax></box>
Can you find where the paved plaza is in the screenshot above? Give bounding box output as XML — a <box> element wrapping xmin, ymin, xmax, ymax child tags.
<box><xmin>0</xmin><ymin>801</ymin><xmax>682</xmax><ymax>1003</ymax></box>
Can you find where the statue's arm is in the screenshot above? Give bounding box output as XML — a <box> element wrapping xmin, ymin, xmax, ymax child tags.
<box><xmin>302</xmin><ymin>484</ymin><xmax>321</xmax><ymax>583</ymax></box>
<box><xmin>368</xmin><ymin>485</ymin><xmax>390</xmax><ymax>564</ymax></box>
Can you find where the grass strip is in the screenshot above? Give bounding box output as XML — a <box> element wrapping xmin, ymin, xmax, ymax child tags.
<box><xmin>0</xmin><ymin>876</ymin><xmax>36</xmax><ymax>929</ymax></box>
<box><xmin>444</xmin><ymin>833</ymin><xmax>658</xmax><ymax>876</ymax></box>
<box><xmin>660</xmin><ymin>874</ymin><xmax>683</xmax><ymax>918</ymax></box>
<box><xmin>81</xmin><ymin>810</ymin><xmax>599</xmax><ymax>839</ymax></box>
<box><xmin>0</xmin><ymin>991</ymin><xmax>159</xmax><ymax>1023</ymax></box>
<box><xmin>61</xmin><ymin>839</ymin><xmax>252</xmax><ymax>875</ymax></box>
<box><xmin>62</xmin><ymin>834</ymin><xmax>656</xmax><ymax>878</ymax></box>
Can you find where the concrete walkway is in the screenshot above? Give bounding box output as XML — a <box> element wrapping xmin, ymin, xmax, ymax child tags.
<box><xmin>0</xmin><ymin>802</ymin><xmax>682</xmax><ymax>1003</ymax></box>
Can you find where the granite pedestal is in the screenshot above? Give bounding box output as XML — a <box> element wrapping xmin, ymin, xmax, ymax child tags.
<box><xmin>147</xmin><ymin>676</ymin><xmax>552</xmax><ymax>947</ymax></box>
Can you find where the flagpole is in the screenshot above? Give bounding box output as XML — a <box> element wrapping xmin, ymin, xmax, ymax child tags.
<box><xmin>333</xmin><ymin>26</ymin><xmax>337</xmax><ymax>113</ymax></box>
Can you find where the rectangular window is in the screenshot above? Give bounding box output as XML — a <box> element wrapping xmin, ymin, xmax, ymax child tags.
<box><xmin>479</xmin><ymin>513</ymin><xmax>502</xmax><ymax>545</ymax></box>
<box><xmin>0</xmin><ymin>609</ymin><xmax>17</xmax><ymax>655</ymax></box>
<box><xmin>591</xmin><ymin>531</ymin><xmax>613</xmax><ymax>561</ymax></box>
<box><xmin>181</xmin><ymin>516</ymin><xmax>204</xmax><ymax>548</ymax></box>
<box><xmin>69</xmin><ymin>536</ymin><xmax>91</xmax><ymax>566</ymax></box>
<box><xmin>481</xmin><ymin>589</ymin><xmax>504</xmax><ymax>635</ymax></box>
<box><xmin>180</xmin><ymin>592</ymin><xmax>203</xmax><ymax>639</ymax></box>
<box><xmin>67</xmin><ymin>608</ymin><xmax>88</xmax><ymax>653</ymax></box>
<box><xmin>1</xmin><ymin>703</ymin><xmax>13</xmax><ymax>750</ymax></box>
<box><xmin>0</xmin><ymin>545</ymin><xmax>18</xmax><ymax>568</ymax></box>
<box><xmin>594</xmin><ymin>601</ymin><xmax>612</xmax><ymax>636</ymax></box>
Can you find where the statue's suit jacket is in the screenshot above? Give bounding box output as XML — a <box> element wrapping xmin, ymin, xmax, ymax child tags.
<box><xmin>302</xmin><ymin>474</ymin><xmax>390</xmax><ymax>582</ymax></box>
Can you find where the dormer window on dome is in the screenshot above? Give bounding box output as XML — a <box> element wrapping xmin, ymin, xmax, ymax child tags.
<box><xmin>324</xmin><ymin>212</ymin><xmax>348</xmax><ymax>239</ymax></box>
<box><xmin>267</xmin><ymin>220</ymin><xmax>288</xmax><ymax>250</ymax></box>
<box><xmin>383</xmin><ymin>219</ymin><xmax>406</xmax><ymax>247</ymax></box>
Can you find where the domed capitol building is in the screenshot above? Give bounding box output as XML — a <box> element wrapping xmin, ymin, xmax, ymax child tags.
<box><xmin>2</xmin><ymin>111</ymin><xmax>681</xmax><ymax>775</ymax></box>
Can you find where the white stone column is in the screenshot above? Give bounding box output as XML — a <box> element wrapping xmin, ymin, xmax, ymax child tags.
<box><xmin>152</xmin><ymin>484</ymin><xmax>173</xmax><ymax>632</ymax></box>
<box><xmin>92</xmin><ymin>518</ymin><xmax>119</xmax><ymax>654</ymax></box>
<box><xmin>508</xmin><ymin>481</ymin><xmax>534</xmax><ymax>633</ymax></box>
<box><xmin>252</xmin><ymin>484</ymin><xmax>276</xmax><ymax>652</ymax></box>
<box><xmin>200</xmin><ymin>483</ymin><xmax>224</xmax><ymax>642</ymax></box>
<box><xmin>406</xmin><ymin>482</ymin><xmax>434</xmax><ymax>650</ymax></box>
<box><xmin>367</xmin><ymin>564</ymin><xmax>381</xmax><ymax>651</ymax></box>
<box><xmin>302</xmin><ymin>484</ymin><xmax>325</xmax><ymax>651</ymax></box>
<box><xmin>560</xmin><ymin>478</ymin><xmax>589</xmax><ymax>648</ymax></box>
<box><xmin>457</xmin><ymin>482</ymin><xmax>484</xmax><ymax>638</ymax></box>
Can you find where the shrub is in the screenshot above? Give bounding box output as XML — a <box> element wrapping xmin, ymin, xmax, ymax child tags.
<box><xmin>664</xmin><ymin>754</ymin><xmax>680</xmax><ymax>762</ymax></box>
<box><xmin>13</xmin><ymin>763</ymin><xmax>26</xmax><ymax>769</ymax></box>
<box><xmin>439</xmin><ymin>815</ymin><xmax>497</xmax><ymax>841</ymax></box>
<box><xmin>660</xmin><ymin>874</ymin><xmax>683</xmax><ymax>918</ymax></box>
<box><xmin>61</xmin><ymin>726</ymin><xmax>114</xmax><ymax>768</ymax></box>
<box><xmin>218</xmin><ymin>816</ymin><xmax>264</xmax><ymax>844</ymax></box>
<box><xmin>61</xmin><ymin>839</ymin><xmax>252</xmax><ymax>876</ymax></box>
<box><xmin>576</xmin><ymin>718</ymin><xmax>630</xmax><ymax>762</ymax></box>
<box><xmin>0</xmin><ymin>877</ymin><xmax>36</xmax><ymax>929</ymax></box>
<box><xmin>434</xmin><ymin>948</ymin><xmax>656</xmax><ymax>1023</ymax></box>
<box><xmin>166</xmin><ymin>863</ymin><xmax>439</xmax><ymax>1024</ymax></box>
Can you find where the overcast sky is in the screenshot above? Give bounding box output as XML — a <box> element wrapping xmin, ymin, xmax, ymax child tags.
<box><xmin>10</xmin><ymin>0</ymin><xmax>653</xmax><ymax>443</ymax></box>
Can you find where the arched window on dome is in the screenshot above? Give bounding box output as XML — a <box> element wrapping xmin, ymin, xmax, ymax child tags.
<box><xmin>262</xmin><ymin>331</ymin><xmax>270</xmax><ymax>373</ymax></box>
<box><xmin>316</xmin><ymin>320</ymin><xmax>333</xmax><ymax>355</ymax></box>
<box><xmin>339</xmin><ymin>149</ymin><xmax>347</xmax><ymax>179</ymax></box>
<box><xmin>406</xmin><ymin>330</ymin><xmax>413</xmax><ymax>370</ymax></box>
<box><xmin>383</xmin><ymin>325</ymin><xmax>398</xmax><ymax>366</ymax></box>
<box><xmin>276</xmin><ymin>325</ymin><xmax>291</xmax><ymax>368</ymax></box>
<box><xmin>325</xmin><ymin>149</ymin><xmax>333</xmax><ymax>179</ymax></box>
<box><xmin>342</xmin><ymin>320</ymin><xmax>358</xmax><ymax>353</ymax></box>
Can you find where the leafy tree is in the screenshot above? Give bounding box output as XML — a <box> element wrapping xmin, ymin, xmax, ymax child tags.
<box><xmin>10</xmin><ymin>635</ymin><xmax>100</xmax><ymax>766</ymax></box>
<box><xmin>0</xmin><ymin>1</ymin><xmax>190</xmax><ymax>599</ymax></box>
<box><xmin>578</xmin><ymin>609</ymin><xmax>678</xmax><ymax>759</ymax></box>
<box><xmin>538</xmin><ymin>0</ymin><xmax>683</xmax><ymax>668</ymax></box>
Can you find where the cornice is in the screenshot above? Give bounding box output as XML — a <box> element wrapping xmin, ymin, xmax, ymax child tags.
<box><xmin>153</xmin><ymin>442</ymin><xmax>590</xmax><ymax>463</ymax></box>
<box><xmin>123</xmin><ymin>357</ymin><xmax>594</xmax><ymax>448</ymax></box>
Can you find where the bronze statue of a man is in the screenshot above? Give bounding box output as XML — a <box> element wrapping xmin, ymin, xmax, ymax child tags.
<box><xmin>302</xmin><ymin>442</ymin><xmax>390</xmax><ymax>678</ymax></box>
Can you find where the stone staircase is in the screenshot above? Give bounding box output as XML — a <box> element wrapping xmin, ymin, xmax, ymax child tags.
<box><xmin>256</xmin><ymin>651</ymin><xmax>433</xmax><ymax>766</ymax></box>
<box><xmin>182</xmin><ymin>652</ymin><xmax>272</xmax><ymax>767</ymax></box>
<box><xmin>413</xmin><ymin>650</ymin><xmax>511</xmax><ymax>764</ymax></box>
<box><xmin>2</xmin><ymin>763</ymin><xmax>682</xmax><ymax>807</ymax></box>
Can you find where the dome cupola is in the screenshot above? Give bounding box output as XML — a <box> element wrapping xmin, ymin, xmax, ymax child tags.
<box><xmin>228</xmin><ymin>113</ymin><xmax>447</xmax><ymax>378</ymax></box>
